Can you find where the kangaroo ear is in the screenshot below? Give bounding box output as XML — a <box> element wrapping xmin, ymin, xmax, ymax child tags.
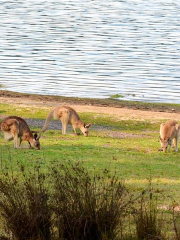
<box><xmin>175</xmin><ymin>124</ymin><xmax>179</xmax><ymax>131</ymax></box>
<box><xmin>84</xmin><ymin>123</ymin><xmax>92</xmax><ymax>128</ymax></box>
<box><xmin>159</xmin><ymin>136</ymin><xmax>163</xmax><ymax>141</ymax></box>
<box><xmin>36</xmin><ymin>134</ymin><xmax>41</xmax><ymax>140</ymax></box>
<box><xmin>34</xmin><ymin>133</ymin><xmax>38</xmax><ymax>140</ymax></box>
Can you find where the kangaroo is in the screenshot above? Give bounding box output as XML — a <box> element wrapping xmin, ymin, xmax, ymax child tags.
<box><xmin>0</xmin><ymin>116</ymin><xmax>41</xmax><ymax>149</ymax></box>
<box><xmin>159</xmin><ymin>120</ymin><xmax>180</xmax><ymax>152</ymax></box>
<box><xmin>42</xmin><ymin>105</ymin><xmax>92</xmax><ymax>136</ymax></box>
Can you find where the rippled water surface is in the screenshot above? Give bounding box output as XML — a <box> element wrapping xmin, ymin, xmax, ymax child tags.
<box><xmin>0</xmin><ymin>0</ymin><xmax>180</xmax><ymax>103</ymax></box>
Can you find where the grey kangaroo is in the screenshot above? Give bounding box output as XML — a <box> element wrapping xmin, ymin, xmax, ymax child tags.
<box><xmin>0</xmin><ymin>116</ymin><xmax>41</xmax><ymax>149</ymax></box>
<box><xmin>42</xmin><ymin>105</ymin><xmax>92</xmax><ymax>136</ymax></box>
<box><xmin>159</xmin><ymin>120</ymin><xmax>180</xmax><ymax>152</ymax></box>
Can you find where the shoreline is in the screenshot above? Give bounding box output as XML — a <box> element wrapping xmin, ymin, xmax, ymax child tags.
<box><xmin>0</xmin><ymin>90</ymin><xmax>180</xmax><ymax>114</ymax></box>
<box><xmin>1</xmin><ymin>90</ymin><xmax>180</xmax><ymax>123</ymax></box>
<box><xmin>1</xmin><ymin>90</ymin><xmax>180</xmax><ymax>131</ymax></box>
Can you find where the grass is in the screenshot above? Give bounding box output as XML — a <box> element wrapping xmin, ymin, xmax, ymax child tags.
<box><xmin>0</xmin><ymin>160</ymin><xmax>147</xmax><ymax>240</ymax></box>
<box><xmin>0</xmin><ymin>156</ymin><xmax>177</xmax><ymax>239</ymax></box>
<box><xmin>0</xmin><ymin>103</ymin><xmax>49</xmax><ymax>119</ymax></box>
<box><xmin>0</xmin><ymin>101</ymin><xmax>180</xmax><ymax>204</ymax></box>
<box><xmin>110</xmin><ymin>94</ymin><xmax>124</xmax><ymax>99</ymax></box>
<box><xmin>80</xmin><ymin>112</ymin><xmax>160</xmax><ymax>131</ymax></box>
<box><xmin>1</xmin><ymin>99</ymin><xmax>180</xmax><ymax>238</ymax></box>
<box><xmin>1</xmin><ymin>133</ymin><xmax>179</xmax><ymax>208</ymax></box>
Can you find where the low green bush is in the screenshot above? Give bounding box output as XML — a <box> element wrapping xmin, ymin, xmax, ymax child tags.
<box><xmin>0</xmin><ymin>158</ymin><xmax>178</xmax><ymax>239</ymax></box>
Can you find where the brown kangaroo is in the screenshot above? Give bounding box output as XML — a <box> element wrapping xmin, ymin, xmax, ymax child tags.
<box><xmin>42</xmin><ymin>105</ymin><xmax>92</xmax><ymax>136</ymax></box>
<box><xmin>159</xmin><ymin>120</ymin><xmax>180</xmax><ymax>152</ymax></box>
<box><xmin>0</xmin><ymin>116</ymin><xmax>41</xmax><ymax>149</ymax></box>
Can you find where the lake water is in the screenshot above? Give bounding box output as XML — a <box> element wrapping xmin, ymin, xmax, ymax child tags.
<box><xmin>0</xmin><ymin>0</ymin><xmax>180</xmax><ymax>103</ymax></box>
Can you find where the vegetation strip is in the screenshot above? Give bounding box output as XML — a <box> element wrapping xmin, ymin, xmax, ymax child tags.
<box><xmin>0</xmin><ymin>91</ymin><xmax>180</xmax><ymax>238</ymax></box>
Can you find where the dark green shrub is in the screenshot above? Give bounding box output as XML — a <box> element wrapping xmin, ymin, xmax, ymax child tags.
<box><xmin>50</xmin><ymin>161</ymin><xmax>133</xmax><ymax>240</ymax></box>
<box><xmin>0</xmin><ymin>159</ymin><xmax>175</xmax><ymax>240</ymax></box>
<box><xmin>0</xmin><ymin>165</ymin><xmax>51</xmax><ymax>240</ymax></box>
<box><xmin>172</xmin><ymin>206</ymin><xmax>180</xmax><ymax>240</ymax></box>
<box><xmin>134</xmin><ymin>190</ymin><xmax>166</xmax><ymax>240</ymax></box>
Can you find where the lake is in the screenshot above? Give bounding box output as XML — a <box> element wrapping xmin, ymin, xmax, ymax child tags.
<box><xmin>0</xmin><ymin>0</ymin><xmax>180</xmax><ymax>103</ymax></box>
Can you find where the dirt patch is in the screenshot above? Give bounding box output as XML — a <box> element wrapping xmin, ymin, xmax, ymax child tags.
<box><xmin>0</xmin><ymin>89</ymin><xmax>180</xmax><ymax>113</ymax></box>
<box><xmin>0</xmin><ymin>90</ymin><xmax>180</xmax><ymax>122</ymax></box>
<box><xmin>1</xmin><ymin>90</ymin><xmax>180</xmax><ymax>139</ymax></box>
<box><xmin>24</xmin><ymin>118</ymin><xmax>142</xmax><ymax>139</ymax></box>
<box><xmin>104</xmin><ymin>131</ymin><xmax>144</xmax><ymax>139</ymax></box>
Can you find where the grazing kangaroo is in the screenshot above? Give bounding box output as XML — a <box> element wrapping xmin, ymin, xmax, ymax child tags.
<box><xmin>0</xmin><ymin>116</ymin><xmax>41</xmax><ymax>149</ymax></box>
<box><xmin>42</xmin><ymin>105</ymin><xmax>92</xmax><ymax>136</ymax></box>
<box><xmin>159</xmin><ymin>120</ymin><xmax>180</xmax><ymax>152</ymax></box>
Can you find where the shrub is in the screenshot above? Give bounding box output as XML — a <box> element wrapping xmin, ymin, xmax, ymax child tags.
<box><xmin>50</xmin><ymin>161</ymin><xmax>134</xmax><ymax>240</ymax></box>
<box><xmin>172</xmin><ymin>205</ymin><xmax>180</xmax><ymax>240</ymax></box>
<box><xmin>0</xmin><ymin>160</ymin><xmax>175</xmax><ymax>240</ymax></box>
<box><xmin>0</xmin><ymin>165</ymin><xmax>51</xmax><ymax>240</ymax></box>
<box><xmin>134</xmin><ymin>188</ymin><xmax>166</xmax><ymax>240</ymax></box>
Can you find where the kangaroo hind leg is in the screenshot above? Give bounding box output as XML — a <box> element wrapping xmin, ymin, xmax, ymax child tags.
<box><xmin>175</xmin><ymin>126</ymin><xmax>180</xmax><ymax>152</ymax></box>
<box><xmin>174</xmin><ymin>124</ymin><xmax>180</xmax><ymax>152</ymax></box>
<box><xmin>173</xmin><ymin>138</ymin><xmax>178</xmax><ymax>152</ymax></box>
<box><xmin>11</xmin><ymin>120</ymin><xmax>19</xmax><ymax>149</ymax></box>
<box><xmin>60</xmin><ymin>112</ymin><xmax>69</xmax><ymax>135</ymax></box>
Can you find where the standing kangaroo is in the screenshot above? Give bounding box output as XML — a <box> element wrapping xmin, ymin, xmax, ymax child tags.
<box><xmin>42</xmin><ymin>106</ymin><xmax>92</xmax><ymax>136</ymax></box>
<box><xmin>159</xmin><ymin>120</ymin><xmax>180</xmax><ymax>152</ymax></box>
<box><xmin>0</xmin><ymin>116</ymin><xmax>41</xmax><ymax>149</ymax></box>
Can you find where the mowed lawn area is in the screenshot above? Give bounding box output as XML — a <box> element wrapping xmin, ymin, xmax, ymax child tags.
<box><xmin>0</xmin><ymin>100</ymin><xmax>180</xmax><ymax>205</ymax></box>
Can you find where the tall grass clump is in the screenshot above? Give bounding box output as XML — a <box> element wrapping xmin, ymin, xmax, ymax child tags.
<box><xmin>0</xmin><ymin>164</ymin><xmax>51</xmax><ymax>240</ymax></box>
<box><xmin>0</xmin><ymin>158</ymin><xmax>177</xmax><ymax>239</ymax></box>
<box><xmin>133</xmin><ymin>184</ymin><xmax>166</xmax><ymax>240</ymax></box>
<box><xmin>51</xmin><ymin>161</ymin><xmax>134</xmax><ymax>240</ymax></box>
<box><xmin>172</xmin><ymin>206</ymin><xmax>180</xmax><ymax>240</ymax></box>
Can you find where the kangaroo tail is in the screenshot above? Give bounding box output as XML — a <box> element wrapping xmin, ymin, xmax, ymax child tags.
<box><xmin>41</xmin><ymin>109</ymin><xmax>55</xmax><ymax>132</ymax></box>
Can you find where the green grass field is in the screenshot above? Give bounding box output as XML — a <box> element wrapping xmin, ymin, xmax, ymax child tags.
<box><xmin>0</xmin><ymin>101</ymin><xmax>180</xmax><ymax>206</ymax></box>
<box><xmin>2</xmin><ymin>100</ymin><xmax>180</xmax><ymax>239</ymax></box>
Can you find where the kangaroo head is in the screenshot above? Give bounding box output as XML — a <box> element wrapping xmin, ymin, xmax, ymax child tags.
<box><xmin>81</xmin><ymin>123</ymin><xmax>92</xmax><ymax>137</ymax></box>
<box><xmin>32</xmin><ymin>133</ymin><xmax>41</xmax><ymax>150</ymax></box>
<box><xmin>159</xmin><ymin>137</ymin><xmax>171</xmax><ymax>152</ymax></box>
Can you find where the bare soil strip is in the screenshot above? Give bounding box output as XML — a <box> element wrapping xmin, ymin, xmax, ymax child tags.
<box><xmin>0</xmin><ymin>90</ymin><xmax>180</xmax><ymax>122</ymax></box>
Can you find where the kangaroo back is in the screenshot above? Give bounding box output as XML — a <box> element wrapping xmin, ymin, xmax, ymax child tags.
<box><xmin>1</xmin><ymin>119</ymin><xmax>19</xmax><ymax>142</ymax></box>
<box><xmin>1</xmin><ymin>118</ymin><xmax>19</xmax><ymax>132</ymax></box>
<box><xmin>159</xmin><ymin>120</ymin><xmax>179</xmax><ymax>152</ymax></box>
<box><xmin>160</xmin><ymin>120</ymin><xmax>177</xmax><ymax>139</ymax></box>
<box><xmin>1</xmin><ymin>121</ymin><xmax>11</xmax><ymax>131</ymax></box>
<box><xmin>42</xmin><ymin>106</ymin><xmax>72</xmax><ymax>133</ymax></box>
